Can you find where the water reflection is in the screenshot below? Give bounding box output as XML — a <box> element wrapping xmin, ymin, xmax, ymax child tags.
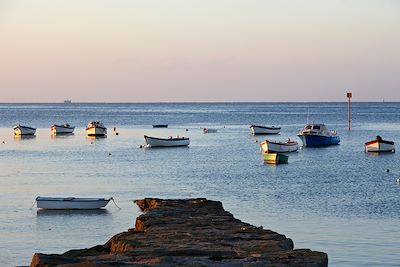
<box><xmin>51</xmin><ymin>133</ymin><xmax>75</xmax><ymax>140</ymax></box>
<box><xmin>86</xmin><ymin>135</ymin><xmax>107</xmax><ymax>142</ymax></box>
<box><xmin>13</xmin><ymin>135</ymin><xmax>36</xmax><ymax>142</ymax></box>
<box><xmin>143</xmin><ymin>146</ymin><xmax>190</xmax><ymax>150</ymax></box>
<box><xmin>37</xmin><ymin>209</ymin><xmax>110</xmax><ymax>217</ymax></box>
<box><xmin>365</xmin><ymin>151</ymin><xmax>396</xmax><ymax>157</ymax></box>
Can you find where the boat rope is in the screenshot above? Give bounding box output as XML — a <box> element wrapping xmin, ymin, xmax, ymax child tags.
<box><xmin>110</xmin><ymin>197</ymin><xmax>121</xmax><ymax>209</ymax></box>
<box><xmin>30</xmin><ymin>200</ymin><xmax>37</xmax><ymax>209</ymax></box>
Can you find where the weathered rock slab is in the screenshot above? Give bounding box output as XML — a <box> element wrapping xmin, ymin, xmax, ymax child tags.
<box><xmin>30</xmin><ymin>198</ymin><xmax>328</xmax><ymax>266</ymax></box>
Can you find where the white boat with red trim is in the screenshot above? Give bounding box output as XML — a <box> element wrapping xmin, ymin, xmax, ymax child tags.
<box><xmin>260</xmin><ymin>139</ymin><xmax>299</xmax><ymax>153</ymax></box>
<box><xmin>36</xmin><ymin>196</ymin><xmax>111</xmax><ymax>210</ymax></box>
<box><xmin>86</xmin><ymin>121</ymin><xmax>107</xmax><ymax>136</ymax></box>
<box><xmin>14</xmin><ymin>124</ymin><xmax>36</xmax><ymax>135</ymax></box>
<box><xmin>51</xmin><ymin>123</ymin><xmax>75</xmax><ymax>134</ymax></box>
<box><xmin>250</xmin><ymin>125</ymin><xmax>281</xmax><ymax>135</ymax></box>
<box><xmin>365</xmin><ymin>136</ymin><xmax>395</xmax><ymax>153</ymax></box>
<box><xmin>144</xmin><ymin>135</ymin><xmax>190</xmax><ymax>147</ymax></box>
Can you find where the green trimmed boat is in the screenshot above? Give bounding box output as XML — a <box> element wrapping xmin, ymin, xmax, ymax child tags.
<box><xmin>263</xmin><ymin>153</ymin><xmax>288</xmax><ymax>164</ymax></box>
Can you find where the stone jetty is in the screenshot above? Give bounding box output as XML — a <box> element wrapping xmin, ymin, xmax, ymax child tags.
<box><xmin>30</xmin><ymin>198</ymin><xmax>328</xmax><ymax>266</ymax></box>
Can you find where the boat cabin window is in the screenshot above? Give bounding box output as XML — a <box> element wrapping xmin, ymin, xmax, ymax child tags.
<box><xmin>312</xmin><ymin>125</ymin><xmax>320</xmax><ymax>130</ymax></box>
<box><xmin>305</xmin><ymin>125</ymin><xmax>312</xmax><ymax>130</ymax></box>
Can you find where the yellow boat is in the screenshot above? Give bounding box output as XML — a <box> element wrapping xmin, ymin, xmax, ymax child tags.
<box><xmin>263</xmin><ymin>153</ymin><xmax>288</xmax><ymax>164</ymax></box>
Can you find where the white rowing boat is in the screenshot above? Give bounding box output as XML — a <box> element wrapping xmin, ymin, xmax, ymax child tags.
<box><xmin>144</xmin><ymin>135</ymin><xmax>190</xmax><ymax>147</ymax></box>
<box><xmin>36</xmin><ymin>197</ymin><xmax>111</xmax><ymax>210</ymax></box>
<box><xmin>250</xmin><ymin>125</ymin><xmax>281</xmax><ymax>135</ymax></box>
<box><xmin>260</xmin><ymin>139</ymin><xmax>299</xmax><ymax>153</ymax></box>
<box><xmin>365</xmin><ymin>136</ymin><xmax>395</xmax><ymax>153</ymax></box>
<box><xmin>51</xmin><ymin>123</ymin><xmax>75</xmax><ymax>134</ymax></box>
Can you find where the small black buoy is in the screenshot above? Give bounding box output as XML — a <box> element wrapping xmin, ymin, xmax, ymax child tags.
<box><xmin>186</xmin><ymin>128</ymin><xmax>189</xmax><ymax>131</ymax></box>
<box><xmin>113</xmin><ymin>127</ymin><xmax>116</xmax><ymax>131</ymax></box>
<box><xmin>139</xmin><ymin>145</ymin><xmax>143</xmax><ymax>148</ymax></box>
<box><xmin>386</xmin><ymin>169</ymin><xmax>390</xmax><ymax>173</ymax></box>
<box><xmin>2</xmin><ymin>141</ymin><xmax>4</xmax><ymax>144</ymax></box>
<box><xmin>116</xmin><ymin>132</ymin><xmax>119</xmax><ymax>136</ymax></box>
<box><xmin>108</xmin><ymin>153</ymin><xmax>112</xmax><ymax>156</ymax></box>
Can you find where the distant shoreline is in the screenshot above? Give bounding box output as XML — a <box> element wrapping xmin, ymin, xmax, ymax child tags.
<box><xmin>0</xmin><ymin>101</ymin><xmax>397</xmax><ymax>104</ymax></box>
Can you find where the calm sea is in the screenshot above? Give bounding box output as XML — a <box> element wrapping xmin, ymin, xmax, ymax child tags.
<box><xmin>0</xmin><ymin>102</ymin><xmax>399</xmax><ymax>266</ymax></box>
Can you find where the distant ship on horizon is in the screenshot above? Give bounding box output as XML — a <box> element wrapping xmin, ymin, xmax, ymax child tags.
<box><xmin>63</xmin><ymin>100</ymin><xmax>72</xmax><ymax>104</ymax></box>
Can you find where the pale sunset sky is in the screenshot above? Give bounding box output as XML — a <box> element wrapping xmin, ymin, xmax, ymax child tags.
<box><xmin>0</xmin><ymin>0</ymin><xmax>399</xmax><ymax>102</ymax></box>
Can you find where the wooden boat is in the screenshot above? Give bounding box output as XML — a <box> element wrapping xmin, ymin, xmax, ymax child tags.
<box><xmin>36</xmin><ymin>196</ymin><xmax>111</xmax><ymax>210</ymax></box>
<box><xmin>365</xmin><ymin>136</ymin><xmax>395</xmax><ymax>153</ymax></box>
<box><xmin>250</xmin><ymin>125</ymin><xmax>280</xmax><ymax>135</ymax></box>
<box><xmin>263</xmin><ymin>153</ymin><xmax>288</xmax><ymax>164</ymax></box>
<box><xmin>153</xmin><ymin>124</ymin><xmax>168</xmax><ymax>128</ymax></box>
<box><xmin>51</xmin><ymin>123</ymin><xmax>75</xmax><ymax>134</ymax></box>
<box><xmin>86</xmin><ymin>121</ymin><xmax>107</xmax><ymax>136</ymax></box>
<box><xmin>14</xmin><ymin>124</ymin><xmax>36</xmax><ymax>135</ymax></box>
<box><xmin>297</xmin><ymin>124</ymin><xmax>340</xmax><ymax>147</ymax></box>
<box><xmin>144</xmin><ymin>135</ymin><xmax>190</xmax><ymax>147</ymax></box>
<box><xmin>203</xmin><ymin>128</ymin><xmax>218</xmax><ymax>134</ymax></box>
<box><xmin>260</xmin><ymin>139</ymin><xmax>299</xmax><ymax>153</ymax></box>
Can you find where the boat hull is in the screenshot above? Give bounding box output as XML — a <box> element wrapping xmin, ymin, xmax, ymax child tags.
<box><xmin>365</xmin><ymin>140</ymin><xmax>395</xmax><ymax>152</ymax></box>
<box><xmin>14</xmin><ymin>126</ymin><xmax>36</xmax><ymax>135</ymax></box>
<box><xmin>250</xmin><ymin>125</ymin><xmax>280</xmax><ymax>135</ymax></box>
<box><xmin>144</xmin><ymin>135</ymin><xmax>190</xmax><ymax>147</ymax></box>
<box><xmin>51</xmin><ymin>125</ymin><xmax>75</xmax><ymax>134</ymax></box>
<box><xmin>263</xmin><ymin>153</ymin><xmax>288</xmax><ymax>164</ymax></box>
<box><xmin>86</xmin><ymin>127</ymin><xmax>107</xmax><ymax>136</ymax></box>
<box><xmin>36</xmin><ymin>197</ymin><xmax>111</xmax><ymax>210</ymax></box>
<box><xmin>297</xmin><ymin>134</ymin><xmax>340</xmax><ymax>147</ymax></box>
<box><xmin>260</xmin><ymin>140</ymin><xmax>299</xmax><ymax>153</ymax></box>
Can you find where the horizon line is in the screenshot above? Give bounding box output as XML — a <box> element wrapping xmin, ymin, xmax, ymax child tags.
<box><xmin>0</xmin><ymin>100</ymin><xmax>395</xmax><ymax>104</ymax></box>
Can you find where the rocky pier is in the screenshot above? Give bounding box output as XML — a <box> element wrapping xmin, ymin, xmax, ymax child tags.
<box><xmin>30</xmin><ymin>198</ymin><xmax>328</xmax><ymax>266</ymax></box>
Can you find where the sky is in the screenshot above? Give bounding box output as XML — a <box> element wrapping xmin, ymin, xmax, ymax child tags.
<box><xmin>0</xmin><ymin>0</ymin><xmax>399</xmax><ymax>102</ymax></box>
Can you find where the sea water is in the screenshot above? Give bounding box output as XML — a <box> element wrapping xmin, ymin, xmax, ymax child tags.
<box><xmin>0</xmin><ymin>102</ymin><xmax>399</xmax><ymax>266</ymax></box>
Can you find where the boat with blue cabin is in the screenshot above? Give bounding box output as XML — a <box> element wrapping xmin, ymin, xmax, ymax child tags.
<box><xmin>297</xmin><ymin>123</ymin><xmax>340</xmax><ymax>147</ymax></box>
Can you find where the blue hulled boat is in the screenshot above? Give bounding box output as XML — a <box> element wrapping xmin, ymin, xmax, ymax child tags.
<box><xmin>297</xmin><ymin>124</ymin><xmax>340</xmax><ymax>147</ymax></box>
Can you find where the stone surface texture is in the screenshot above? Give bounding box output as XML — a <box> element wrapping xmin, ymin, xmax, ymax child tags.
<box><xmin>30</xmin><ymin>198</ymin><xmax>328</xmax><ymax>266</ymax></box>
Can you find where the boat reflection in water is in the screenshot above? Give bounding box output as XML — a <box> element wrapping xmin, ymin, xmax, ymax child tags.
<box><xmin>36</xmin><ymin>209</ymin><xmax>109</xmax><ymax>216</ymax></box>
<box><xmin>14</xmin><ymin>135</ymin><xmax>36</xmax><ymax>142</ymax></box>
<box><xmin>86</xmin><ymin>135</ymin><xmax>107</xmax><ymax>143</ymax></box>
<box><xmin>51</xmin><ymin>133</ymin><xmax>75</xmax><ymax>140</ymax></box>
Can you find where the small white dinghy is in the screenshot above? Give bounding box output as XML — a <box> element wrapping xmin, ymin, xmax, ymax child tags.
<box><xmin>260</xmin><ymin>139</ymin><xmax>299</xmax><ymax>153</ymax></box>
<box><xmin>144</xmin><ymin>135</ymin><xmax>190</xmax><ymax>147</ymax></box>
<box><xmin>36</xmin><ymin>197</ymin><xmax>112</xmax><ymax>210</ymax></box>
<box><xmin>250</xmin><ymin>125</ymin><xmax>281</xmax><ymax>135</ymax></box>
<box><xmin>14</xmin><ymin>124</ymin><xmax>36</xmax><ymax>135</ymax></box>
<box><xmin>365</xmin><ymin>136</ymin><xmax>395</xmax><ymax>153</ymax></box>
<box><xmin>203</xmin><ymin>128</ymin><xmax>218</xmax><ymax>134</ymax></box>
<box><xmin>51</xmin><ymin>123</ymin><xmax>75</xmax><ymax>134</ymax></box>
